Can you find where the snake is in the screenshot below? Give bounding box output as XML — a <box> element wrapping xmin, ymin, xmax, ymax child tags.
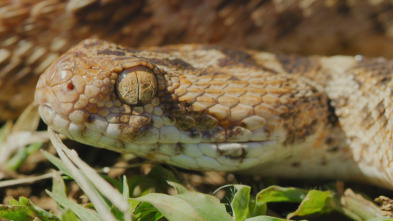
<box><xmin>35</xmin><ymin>39</ymin><xmax>393</xmax><ymax>189</ymax></box>
<box><xmin>2</xmin><ymin>0</ymin><xmax>393</xmax><ymax>188</ymax></box>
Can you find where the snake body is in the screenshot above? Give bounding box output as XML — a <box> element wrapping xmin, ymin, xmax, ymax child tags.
<box><xmin>2</xmin><ymin>0</ymin><xmax>393</xmax><ymax>189</ymax></box>
<box><xmin>35</xmin><ymin>39</ymin><xmax>393</xmax><ymax>189</ymax></box>
<box><xmin>2</xmin><ymin>0</ymin><xmax>393</xmax><ymax>119</ymax></box>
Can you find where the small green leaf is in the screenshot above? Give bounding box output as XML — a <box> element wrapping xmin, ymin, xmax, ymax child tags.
<box><xmin>19</xmin><ymin>197</ymin><xmax>29</xmax><ymax>205</ymax></box>
<box><xmin>131</xmin><ymin>200</ymin><xmax>163</xmax><ymax>221</ymax></box>
<box><xmin>254</xmin><ymin>185</ymin><xmax>308</xmax><ymax>216</ymax></box>
<box><xmin>287</xmin><ymin>190</ymin><xmax>334</xmax><ymax>219</ymax></box>
<box><xmin>231</xmin><ymin>185</ymin><xmax>251</xmax><ymax>221</ymax></box>
<box><xmin>167</xmin><ymin>181</ymin><xmax>189</xmax><ymax>194</ymax></box>
<box><xmin>8</xmin><ymin>197</ymin><xmax>19</xmax><ymax>206</ymax></box>
<box><xmin>256</xmin><ymin>185</ymin><xmax>308</xmax><ymax>204</ymax></box>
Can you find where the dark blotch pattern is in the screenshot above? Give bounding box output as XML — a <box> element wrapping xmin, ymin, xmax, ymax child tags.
<box><xmin>276</xmin><ymin>54</ymin><xmax>321</xmax><ymax>74</ymax></box>
<box><xmin>149</xmin><ymin>58</ymin><xmax>194</xmax><ymax>70</ymax></box>
<box><xmin>97</xmin><ymin>49</ymin><xmax>126</xmax><ymax>56</ymax></box>
<box><xmin>216</xmin><ymin>47</ymin><xmax>260</xmax><ymax>67</ymax></box>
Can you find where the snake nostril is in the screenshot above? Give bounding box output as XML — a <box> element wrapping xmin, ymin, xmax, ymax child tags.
<box><xmin>67</xmin><ymin>82</ymin><xmax>75</xmax><ymax>90</ymax></box>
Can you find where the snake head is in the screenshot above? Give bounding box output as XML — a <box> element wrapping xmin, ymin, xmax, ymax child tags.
<box><xmin>35</xmin><ymin>39</ymin><xmax>170</xmax><ymax>152</ymax></box>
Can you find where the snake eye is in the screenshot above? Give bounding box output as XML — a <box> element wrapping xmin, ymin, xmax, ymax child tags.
<box><xmin>116</xmin><ymin>66</ymin><xmax>157</xmax><ymax>105</ymax></box>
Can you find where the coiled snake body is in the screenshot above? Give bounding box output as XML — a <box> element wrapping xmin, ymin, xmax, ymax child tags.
<box><xmin>35</xmin><ymin>39</ymin><xmax>393</xmax><ymax>189</ymax></box>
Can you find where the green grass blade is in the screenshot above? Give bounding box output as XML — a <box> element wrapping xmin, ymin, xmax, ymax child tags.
<box><xmin>43</xmin><ymin>151</ymin><xmax>72</xmax><ymax>177</ymax></box>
